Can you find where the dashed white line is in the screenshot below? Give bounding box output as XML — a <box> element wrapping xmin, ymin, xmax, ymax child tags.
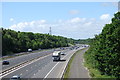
<box><xmin>0</xmin><ymin>54</ymin><xmax>52</xmax><ymax>78</ymax></box>
<box><xmin>44</xmin><ymin>62</ymin><xmax>59</xmax><ymax>79</ymax></box>
<box><xmin>43</xmin><ymin>52</ymin><xmax>70</xmax><ymax>79</ymax></box>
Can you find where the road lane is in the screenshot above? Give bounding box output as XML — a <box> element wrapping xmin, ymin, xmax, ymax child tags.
<box><xmin>1</xmin><ymin>48</ymin><xmax>72</xmax><ymax>79</ymax></box>
<box><xmin>43</xmin><ymin>50</ymin><xmax>75</xmax><ymax>78</ymax></box>
<box><xmin>2</xmin><ymin>54</ymin><xmax>52</xmax><ymax>78</ymax></box>
<box><xmin>2</xmin><ymin>49</ymin><xmax>54</xmax><ymax>71</ymax></box>
<box><xmin>1</xmin><ymin>46</ymin><xmax>84</xmax><ymax>80</ymax></box>
<box><xmin>2</xmin><ymin>48</ymin><xmax>69</xmax><ymax>71</ymax></box>
<box><xmin>32</xmin><ymin>47</ymin><xmax>83</xmax><ymax>78</ymax></box>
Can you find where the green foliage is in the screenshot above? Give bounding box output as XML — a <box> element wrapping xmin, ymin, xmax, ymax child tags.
<box><xmin>2</xmin><ymin>28</ymin><xmax>75</xmax><ymax>56</ymax></box>
<box><xmin>75</xmin><ymin>38</ymin><xmax>92</xmax><ymax>44</ymax></box>
<box><xmin>84</xmin><ymin>12</ymin><xmax>120</xmax><ymax>78</ymax></box>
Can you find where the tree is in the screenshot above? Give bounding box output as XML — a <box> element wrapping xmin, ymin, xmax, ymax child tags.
<box><xmin>84</xmin><ymin>12</ymin><xmax>120</xmax><ymax>78</ymax></box>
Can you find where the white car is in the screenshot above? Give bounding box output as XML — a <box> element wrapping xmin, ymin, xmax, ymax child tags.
<box><xmin>10</xmin><ymin>75</ymin><xmax>21</xmax><ymax>80</ymax></box>
<box><xmin>28</xmin><ymin>49</ymin><xmax>32</xmax><ymax>52</ymax></box>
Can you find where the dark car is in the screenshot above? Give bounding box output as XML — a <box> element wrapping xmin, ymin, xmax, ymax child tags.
<box><xmin>10</xmin><ymin>75</ymin><xmax>21</xmax><ymax>80</ymax></box>
<box><xmin>2</xmin><ymin>60</ymin><xmax>9</xmax><ymax>65</ymax></box>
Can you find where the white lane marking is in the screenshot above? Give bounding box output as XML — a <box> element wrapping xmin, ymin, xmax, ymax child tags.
<box><xmin>44</xmin><ymin>62</ymin><xmax>59</xmax><ymax>79</ymax></box>
<box><xmin>26</xmin><ymin>70</ymin><xmax>28</xmax><ymax>71</ymax></box>
<box><xmin>57</xmin><ymin>52</ymin><xmax>71</xmax><ymax>78</ymax></box>
<box><xmin>0</xmin><ymin>54</ymin><xmax>52</xmax><ymax>78</ymax></box>
<box><xmin>43</xmin><ymin>51</ymin><xmax>72</xmax><ymax>79</ymax></box>
<box><xmin>57</xmin><ymin>47</ymin><xmax>84</xmax><ymax>78</ymax></box>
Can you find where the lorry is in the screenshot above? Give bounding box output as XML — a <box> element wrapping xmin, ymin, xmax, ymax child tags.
<box><xmin>52</xmin><ymin>51</ymin><xmax>61</xmax><ymax>61</ymax></box>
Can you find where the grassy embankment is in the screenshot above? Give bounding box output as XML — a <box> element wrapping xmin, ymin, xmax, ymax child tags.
<box><xmin>84</xmin><ymin>50</ymin><xmax>115</xmax><ymax>78</ymax></box>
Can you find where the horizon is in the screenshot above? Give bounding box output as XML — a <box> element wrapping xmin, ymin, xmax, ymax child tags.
<box><xmin>2</xmin><ymin>28</ymin><xmax>93</xmax><ymax>40</ymax></box>
<box><xmin>1</xmin><ymin>2</ymin><xmax>118</xmax><ymax>39</ymax></box>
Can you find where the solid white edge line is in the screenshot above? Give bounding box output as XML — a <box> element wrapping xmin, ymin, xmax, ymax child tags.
<box><xmin>43</xmin><ymin>50</ymin><xmax>73</xmax><ymax>79</ymax></box>
<box><xmin>57</xmin><ymin>51</ymin><xmax>73</xmax><ymax>78</ymax></box>
<box><xmin>0</xmin><ymin>54</ymin><xmax>52</xmax><ymax>78</ymax></box>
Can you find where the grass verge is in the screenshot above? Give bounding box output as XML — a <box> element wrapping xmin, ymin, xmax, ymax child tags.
<box><xmin>63</xmin><ymin>48</ymin><xmax>87</xmax><ymax>78</ymax></box>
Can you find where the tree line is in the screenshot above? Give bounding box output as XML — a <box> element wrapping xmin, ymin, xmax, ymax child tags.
<box><xmin>2</xmin><ymin>28</ymin><xmax>76</xmax><ymax>56</ymax></box>
<box><xmin>76</xmin><ymin>38</ymin><xmax>92</xmax><ymax>44</ymax></box>
<box><xmin>84</xmin><ymin>12</ymin><xmax>120</xmax><ymax>78</ymax></box>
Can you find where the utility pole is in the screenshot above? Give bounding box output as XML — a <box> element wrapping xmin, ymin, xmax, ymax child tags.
<box><xmin>49</xmin><ymin>27</ymin><xmax>52</xmax><ymax>35</ymax></box>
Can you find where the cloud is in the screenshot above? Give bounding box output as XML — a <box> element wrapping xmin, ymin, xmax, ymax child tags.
<box><xmin>10</xmin><ymin>18</ymin><xmax>14</xmax><ymax>22</ymax></box>
<box><xmin>9</xmin><ymin>20</ymin><xmax>48</xmax><ymax>33</ymax></box>
<box><xmin>100</xmin><ymin>14</ymin><xmax>110</xmax><ymax>20</ymax></box>
<box><xmin>69</xmin><ymin>10</ymin><xmax>79</xmax><ymax>15</ymax></box>
<box><xmin>69</xmin><ymin>17</ymin><xmax>86</xmax><ymax>23</ymax></box>
<box><xmin>9</xmin><ymin>16</ymin><xmax>111</xmax><ymax>39</ymax></box>
<box><xmin>101</xmin><ymin>2</ymin><xmax>118</xmax><ymax>7</ymax></box>
<box><xmin>84</xmin><ymin>22</ymin><xmax>92</xmax><ymax>26</ymax></box>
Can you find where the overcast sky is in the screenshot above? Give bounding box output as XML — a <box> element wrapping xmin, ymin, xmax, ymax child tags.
<box><xmin>2</xmin><ymin>2</ymin><xmax>118</xmax><ymax>39</ymax></box>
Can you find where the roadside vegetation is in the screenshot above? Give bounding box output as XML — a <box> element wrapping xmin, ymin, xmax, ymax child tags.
<box><xmin>76</xmin><ymin>38</ymin><xmax>92</xmax><ymax>44</ymax></box>
<box><xmin>2</xmin><ymin>28</ymin><xmax>90</xmax><ymax>56</ymax></box>
<box><xmin>2</xmin><ymin>28</ymin><xmax>76</xmax><ymax>56</ymax></box>
<box><xmin>84</xmin><ymin>12</ymin><xmax>120</xmax><ymax>78</ymax></box>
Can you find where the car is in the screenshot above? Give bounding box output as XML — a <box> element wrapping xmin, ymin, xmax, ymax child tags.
<box><xmin>2</xmin><ymin>60</ymin><xmax>9</xmax><ymax>65</ymax></box>
<box><xmin>38</xmin><ymin>48</ymin><xmax>41</xmax><ymax>50</ymax></box>
<box><xmin>69</xmin><ymin>48</ymin><xmax>73</xmax><ymax>50</ymax></box>
<box><xmin>61</xmin><ymin>52</ymin><xmax>66</xmax><ymax>55</ymax></box>
<box><xmin>10</xmin><ymin>75</ymin><xmax>21</xmax><ymax>80</ymax></box>
<box><xmin>28</xmin><ymin>49</ymin><xmax>32</xmax><ymax>52</ymax></box>
<box><xmin>60</xmin><ymin>47</ymin><xmax>65</xmax><ymax>50</ymax></box>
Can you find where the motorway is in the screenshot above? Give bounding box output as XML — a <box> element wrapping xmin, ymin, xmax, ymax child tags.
<box><xmin>2</xmin><ymin>49</ymin><xmax>61</xmax><ymax>71</ymax></box>
<box><xmin>1</xmin><ymin>46</ymin><xmax>84</xmax><ymax>79</ymax></box>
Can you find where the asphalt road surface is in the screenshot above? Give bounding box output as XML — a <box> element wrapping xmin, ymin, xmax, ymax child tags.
<box><xmin>68</xmin><ymin>48</ymin><xmax>90</xmax><ymax>78</ymax></box>
<box><xmin>2</xmin><ymin>48</ymin><xmax>69</xmax><ymax>71</ymax></box>
<box><xmin>1</xmin><ymin>47</ymin><xmax>84</xmax><ymax>79</ymax></box>
<box><xmin>2</xmin><ymin>49</ymin><xmax>54</xmax><ymax>71</ymax></box>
